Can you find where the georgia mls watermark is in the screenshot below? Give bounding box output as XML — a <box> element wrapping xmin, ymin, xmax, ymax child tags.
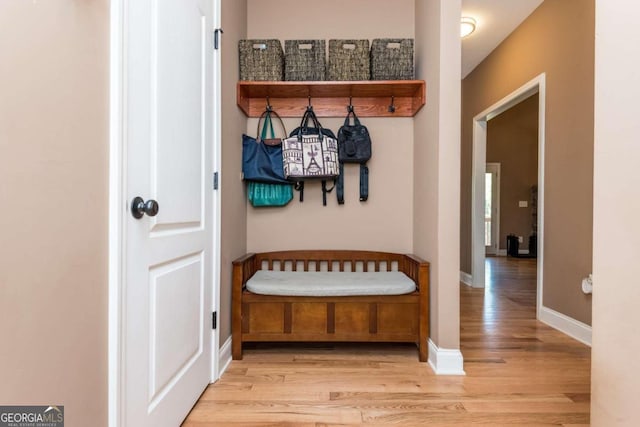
<box><xmin>0</xmin><ymin>406</ymin><xmax>64</xmax><ymax>427</ymax></box>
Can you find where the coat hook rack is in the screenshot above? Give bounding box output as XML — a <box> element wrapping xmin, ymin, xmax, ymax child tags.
<box><xmin>388</xmin><ymin>95</ymin><xmax>396</xmax><ymax>113</ymax></box>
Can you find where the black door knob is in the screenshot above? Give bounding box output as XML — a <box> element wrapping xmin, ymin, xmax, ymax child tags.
<box><xmin>131</xmin><ymin>197</ymin><xmax>159</xmax><ymax>219</ymax></box>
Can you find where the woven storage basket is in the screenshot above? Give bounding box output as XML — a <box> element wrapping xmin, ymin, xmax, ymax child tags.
<box><xmin>285</xmin><ymin>40</ymin><xmax>326</xmax><ymax>81</ymax></box>
<box><xmin>239</xmin><ymin>39</ymin><xmax>284</xmax><ymax>81</ymax></box>
<box><xmin>327</xmin><ymin>39</ymin><xmax>370</xmax><ymax>81</ymax></box>
<box><xmin>370</xmin><ymin>38</ymin><xmax>414</xmax><ymax>80</ymax></box>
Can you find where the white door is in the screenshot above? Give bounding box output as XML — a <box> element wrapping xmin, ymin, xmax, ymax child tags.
<box><xmin>123</xmin><ymin>0</ymin><xmax>216</xmax><ymax>425</ymax></box>
<box><xmin>485</xmin><ymin>163</ymin><xmax>500</xmax><ymax>255</ymax></box>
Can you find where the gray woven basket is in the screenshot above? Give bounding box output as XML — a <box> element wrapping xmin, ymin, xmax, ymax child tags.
<box><xmin>327</xmin><ymin>39</ymin><xmax>370</xmax><ymax>81</ymax></box>
<box><xmin>285</xmin><ymin>40</ymin><xmax>326</xmax><ymax>81</ymax></box>
<box><xmin>239</xmin><ymin>39</ymin><xmax>284</xmax><ymax>81</ymax></box>
<box><xmin>370</xmin><ymin>38</ymin><xmax>414</xmax><ymax>80</ymax></box>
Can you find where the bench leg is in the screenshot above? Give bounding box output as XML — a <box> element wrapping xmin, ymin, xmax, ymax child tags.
<box><xmin>232</xmin><ymin>335</ymin><xmax>243</xmax><ymax>360</ymax></box>
<box><xmin>418</xmin><ymin>339</ymin><xmax>428</xmax><ymax>362</ymax></box>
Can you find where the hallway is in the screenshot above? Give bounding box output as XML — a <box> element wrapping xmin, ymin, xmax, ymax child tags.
<box><xmin>184</xmin><ymin>257</ymin><xmax>591</xmax><ymax>426</ymax></box>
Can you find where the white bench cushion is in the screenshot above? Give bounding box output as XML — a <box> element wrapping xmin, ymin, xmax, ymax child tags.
<box><xmin>246</xmin><ymin>270</ymin><xmax>416</xmax><ymax>297</ymax></box>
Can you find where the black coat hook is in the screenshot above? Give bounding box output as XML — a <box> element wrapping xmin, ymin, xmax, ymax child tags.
<box><xmin>266</xmin><ymin>96</ymin><xmax>272</xmax><ymax>112</ymax></box>
<box><xmin>388</xmin><ymin>95</ymin><xmax>396</xmax><ymax>113</ymax></box>
<box><xmin>347</xmin><ymin>96</ymin><xmax>354</xmax><ymax>113</ymax></box>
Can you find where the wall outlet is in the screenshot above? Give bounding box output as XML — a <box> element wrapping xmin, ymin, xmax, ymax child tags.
<box><xmin>518</xmin><ymin>236</ymin><xmax>524</xmax><ymax>243</ymax></box>
<box><xmin>519</xmin><ymin>200</ymin><xmax>528</xmax><ymax>208</ymax></box>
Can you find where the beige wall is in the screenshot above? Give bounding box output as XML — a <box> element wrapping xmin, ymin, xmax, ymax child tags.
<box><xmin>247</xmin><ymin>0</ymin><xmax>414</xmax><ymax>41</ymax></box>
<box><xmin>487</xmin><ymin>94</ymin><xmax>539</xmax><ymax>251</ymax></box>
<box><xmin>461</xmin><ymin>0</ymin><xmax>594</xmax><ymax>325</ymax></box>
<box><xmin>591</xmin><ymin>0</ymin><xmax>640</xmax><ymax>424</ymax></box>
<box><xmin>219</xmin><ymin>0</ymin><xmax>248</xmax><ymax>344</ymax></box>
<box><xmin>245</xmin><ymin>0</ymin><xmax>415</xmax><ymax>254</ymax></box>
<box><xmin>414</xmin><ymin>0</ymin><xmax>462</xmax><ymax>351</ymax></box>
<box><xmin>0</xmin><ymin>1</ymin><xmax>109</xmax><ymax>426</ymax></box>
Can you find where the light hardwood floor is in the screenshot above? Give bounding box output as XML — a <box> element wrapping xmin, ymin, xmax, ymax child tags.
<box><xmin>183</xmin><ymin>257</ymin><xmax>591</xmax><ymax>426</ymax></box>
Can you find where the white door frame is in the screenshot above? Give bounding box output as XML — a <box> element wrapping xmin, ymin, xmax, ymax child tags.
<box><xmin>210</xmin><ymin>0</ymin><xmax>222</xmax><ymax>384</ymax></box>
<box><xmin>108</xmin><ymin>1</ymin><xmax>222</xmax><ymax>425</ymax></box>
<box><xmin>471</xmin><ymin>73</ymin><xmax>545</xmax><ymax>317</ymax></box>
<box><xmin>484</xmin><ymin>162</ymin><xmax>501</xmax><ymax>256</ymax></box>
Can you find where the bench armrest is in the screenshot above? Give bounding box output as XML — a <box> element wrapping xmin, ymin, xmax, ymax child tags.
<box><xmin>401</xmin><ymin>254</ymin><xmax>430</xmax><ymax>293</ymax></box>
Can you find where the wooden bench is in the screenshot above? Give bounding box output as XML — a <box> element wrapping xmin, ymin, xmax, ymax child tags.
<box><xmin>232</xmin><ymin>250</ymin><xmax>430</xmax><ymax>361</ymax></box>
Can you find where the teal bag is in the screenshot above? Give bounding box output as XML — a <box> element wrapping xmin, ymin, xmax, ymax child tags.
<box><xmin>247</xmin><ymin>112</ymin><xmax>294</xmax><ymax>207</ymax></box>
<box><xmin>248</xmin><ymin>181</ymin><xmax>293</xmax><ymax>207</ymax></box>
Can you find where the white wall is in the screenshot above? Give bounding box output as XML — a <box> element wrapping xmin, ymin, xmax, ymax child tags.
<box><xmin>591</xmin><ymin>0</ymin><xmax>640</xmax><ymax>424</ymax></box>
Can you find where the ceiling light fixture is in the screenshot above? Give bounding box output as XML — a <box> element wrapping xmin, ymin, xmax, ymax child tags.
<box><xmin>461</xmin><ymin>17</ymin><xmax>477</xmax><ymax>38</ymax></box>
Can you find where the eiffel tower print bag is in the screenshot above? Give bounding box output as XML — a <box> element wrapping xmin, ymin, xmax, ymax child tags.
<box><xmin>282</xmin><ymin>107</ymin><xmax>339</xmax><ymax>180</ymax></box>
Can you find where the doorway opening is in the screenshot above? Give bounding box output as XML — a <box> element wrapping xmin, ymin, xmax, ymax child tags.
<box><xmin>471</xmin><ymin>73</ymin><xmax>545</xmax><ymax>319</ymax></box>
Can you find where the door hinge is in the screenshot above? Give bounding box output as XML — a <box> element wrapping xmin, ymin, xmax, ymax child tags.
<box><xmin>214</xmin><ymin>28</ymin><xmax>223</xmax><ymax>50</ymax></box>
<box><xmin>213</xmin><ymin>172</ymin><xmax>219</xmax><ymax>190</ymax></box>
<box><xmin>212</xmin><ymin>311</ymin><xmax>217</xmax><ymax>330</ymax></box>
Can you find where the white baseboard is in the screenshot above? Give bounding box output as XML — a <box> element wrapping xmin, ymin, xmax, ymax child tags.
<box><xmin>219</xmin><ymin>336</ymin><xmax>233</xmax><ymax>377</ymax></box>
<box><xmin>460</xmin><ymin>271</ymin><xmax>473</xmax><ymax>287</ymax></box>
<box><xmin>538</xmin><ymin>305</ymin><xmax>592</xmax><ymax>347</ymax></box>
<box><xmin>427</xmin><ymin>339</ymin><xmax>466</xmax><ymax>375</ymax></box>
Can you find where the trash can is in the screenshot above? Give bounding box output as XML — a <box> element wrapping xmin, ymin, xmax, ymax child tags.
<box><xmin>507</xmin><ymin>234</ymin><xmax>519</xmax><ymax>257</ymax></box>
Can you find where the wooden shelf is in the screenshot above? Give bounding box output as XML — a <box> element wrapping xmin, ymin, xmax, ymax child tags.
<box><xmin>237</xmin><ymin>80</ymin><xmax>426</xmax><ymax>118</ymax></box>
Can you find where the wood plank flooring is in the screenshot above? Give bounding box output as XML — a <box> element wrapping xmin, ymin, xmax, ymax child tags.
<box><xmin>183</xmin><ymin>257</ymin><xmax>591</xmax><ymax>426</ymax></box>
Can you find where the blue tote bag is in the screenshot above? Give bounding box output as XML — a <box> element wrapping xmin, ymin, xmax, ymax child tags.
<box><xmin>242</xmin><ymin>110</ymin><xmax>289</xmax><ymax>184</ymax></box>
